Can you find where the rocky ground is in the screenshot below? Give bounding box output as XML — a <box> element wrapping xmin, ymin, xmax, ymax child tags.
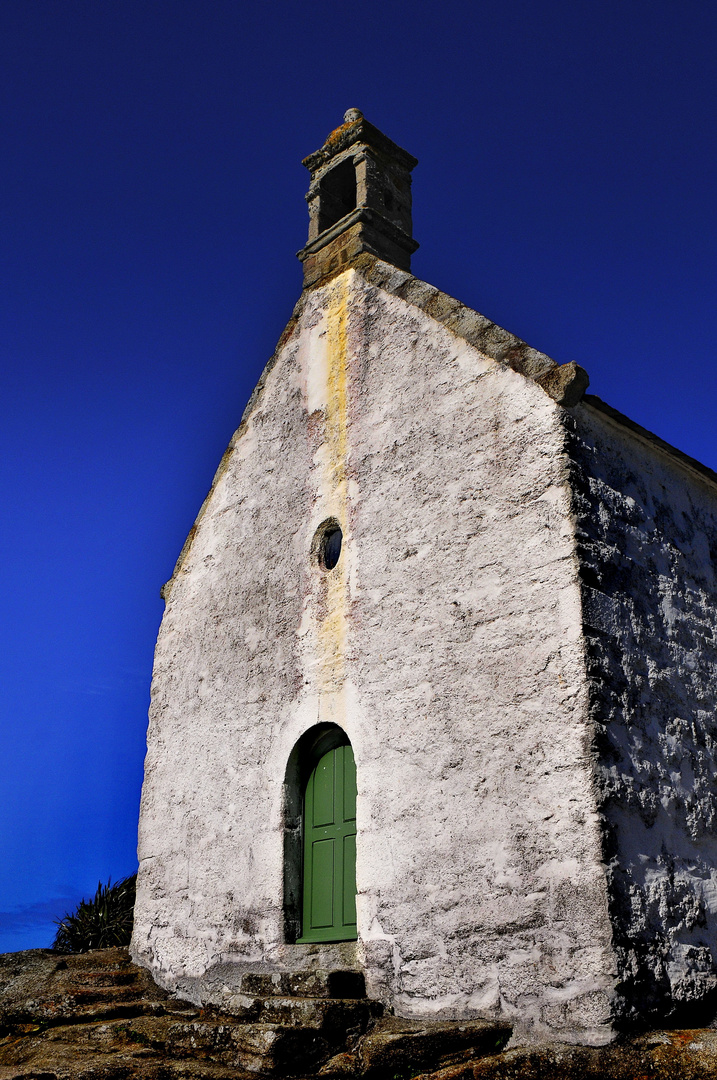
<box><xmin>2</xmin><ymin>948</ymin><xmax>717</xmax><ymax>1078</ymax></box>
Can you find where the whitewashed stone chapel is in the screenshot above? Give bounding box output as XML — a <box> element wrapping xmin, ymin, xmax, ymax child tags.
<box><xmin>132</xmin><ymin>111</ymin><xmax>717</xmax><ymax>1044</ymax></box>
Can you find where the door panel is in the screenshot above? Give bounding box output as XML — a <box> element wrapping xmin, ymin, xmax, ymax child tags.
<box><xmin>343</xmin><ymin>747</ymin><xmax>357</xmax><ymax>822</ymax></box>
<box><xmin>312</xmin><ymin>755</ymin><xmax>336</xmax><ymax>827</ymax></box>
<box><xmin>342</xmin><ymin>832</ymin><xmax>357</xmax><ymax>927</ymax></box>
<box><xmin>310</xmin><ymin>839</ymin><xmax>335</xmax><ymax>928</ymax></box>
<box><xmin>298</xmin><ymin>743</ymin><xmax>358</xmax><ymax>943</ymax></box>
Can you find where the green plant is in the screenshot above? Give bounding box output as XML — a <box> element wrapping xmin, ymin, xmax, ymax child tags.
<box><xmin>52</xmin><ymin>874</ymin><xmax>137</xmax><ymax>953</ymax></box>
<box><xmin>117</xmin><ymin>1024</ymin><xmax>154</xmax><ymax>1047</ymax></box>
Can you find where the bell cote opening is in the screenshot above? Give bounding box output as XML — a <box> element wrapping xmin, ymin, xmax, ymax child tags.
<box><xmin>318</xmin><ymin>159</ymin><xmax>357</xmax><ymax>234</ymax></box>
<box><xmin>298</xmin><ymin>109</ymin><xmax>419</xmax><ymax>289</ymax></box>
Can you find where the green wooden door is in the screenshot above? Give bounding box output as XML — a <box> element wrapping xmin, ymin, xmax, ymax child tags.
<box><xmin>298</xmin><ymin>743</ymin><xmax>357</xmax><ymax>943</ymax></box>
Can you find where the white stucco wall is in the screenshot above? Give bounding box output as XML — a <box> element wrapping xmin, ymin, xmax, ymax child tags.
<box><xmin>132</xmin><ymin>267</ymin><xmax>616</xmax><ymax>1043</ymax></box>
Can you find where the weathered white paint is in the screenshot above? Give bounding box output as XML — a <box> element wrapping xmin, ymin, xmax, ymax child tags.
<box><xmin>132</xmin><ymin>265</ymin><xmax>620</xmax><ymax>1044</ymax></box>
<box><xmin>567</xmin><ymin>403</ymin><xmax>717</xmax><ymax>1026</ymax></box>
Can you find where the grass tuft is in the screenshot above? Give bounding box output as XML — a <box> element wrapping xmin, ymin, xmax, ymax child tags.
<box><xmin>52</xmin><ymin>874</ymin><xmax>137</xmax><ymax>953</ymax></box>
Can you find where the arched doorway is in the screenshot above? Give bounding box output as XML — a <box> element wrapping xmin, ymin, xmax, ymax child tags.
<box><xmin>298</xmin><ymin>740</ymin><xmax>357</xmax><ymax>942</ymax></box>
<box><xmin>286</xmin><ymin>727</ymin><xmax>357</xmax><ymax>944</ymax></box>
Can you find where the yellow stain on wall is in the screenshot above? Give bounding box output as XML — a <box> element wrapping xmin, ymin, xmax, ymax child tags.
<box><xmin>316</xmin><ymin>276</ymin><xmax>350</xmax><ymax>699</ymax></box>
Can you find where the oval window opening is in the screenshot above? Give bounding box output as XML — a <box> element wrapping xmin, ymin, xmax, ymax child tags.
<box><xmin>321</xmin><ymin>527</ymin><xmax>343</xmax><ymax>570</ymax></box>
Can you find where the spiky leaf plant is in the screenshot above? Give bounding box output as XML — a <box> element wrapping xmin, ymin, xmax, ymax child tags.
<box><xmin>52</xmin><ymin>874</ymin><xmax>137</xmax><ymax>953</ymax></box>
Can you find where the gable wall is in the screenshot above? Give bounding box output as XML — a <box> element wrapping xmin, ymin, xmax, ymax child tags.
<box><xmin>133</xmin><ymin>269</ymin><xmax>615</xmax><ymax>1042</ymax></box>
<box><xmin>566</xmin><ymin>404</ymin><xmax>717</xmax><ymax>1025</ymax></box>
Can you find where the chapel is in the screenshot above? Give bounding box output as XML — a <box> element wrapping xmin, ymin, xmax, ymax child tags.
<box><xmin>132</xmin><ymin>111</ymin><xmax>717</xmax><ymax>1044</ymax></box>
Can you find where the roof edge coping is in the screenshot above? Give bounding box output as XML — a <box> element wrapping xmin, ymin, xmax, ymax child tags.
<box><xmin>580</xmin><ymin>395</ymin><xmax>717</xmax><ymax>491</ymax></box>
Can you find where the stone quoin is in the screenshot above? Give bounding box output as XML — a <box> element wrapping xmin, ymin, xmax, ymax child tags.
<box><xmin>131</xmin><ymin>111</ymin><xmax>717</xmax><ymax>1045</ymax></box>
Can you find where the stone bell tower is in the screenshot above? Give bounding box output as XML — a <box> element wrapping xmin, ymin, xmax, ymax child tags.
<box><xmin>297</xmin><ymin>108</ymin><xmax>419</xmax><ymax>287</ymax></box>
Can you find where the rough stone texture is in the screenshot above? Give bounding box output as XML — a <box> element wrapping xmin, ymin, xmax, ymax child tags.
<box><xmin>133</xmin><ymin>263</ymin><xmax>615</xmax><ymax>1044</ymax></box>
<box><xmin>535</xmin><ymin>362</ymin><xmax>589</xmax><ymax>408</ymax></box>
<box><xmin>7</xmin><ymin>948</ymin><xmax>717</xmax><ymax>1079</ymax></box>
<box><xmin>415</xmin><ymin>1030</ymin><xmax>717</xmax><ymax>1080</ymax></box>
<box><xmin>240</xmin><ymin>971</ymin><xmax>366</xmax><ymax>1000</ymax></box>
<box><xmin>565</xmin><ymin>399</ymin><xmax>717</xmax><ymax>1026</ymax></box>
<box><xmin>322</xmin><ymin>1016</ymin><xmax>511</xmax><ymax>1077</ymax></box>
<box><xmin>0</xmin><ymin>947</ymin><xmax>194</xmax><ymax>1032</ymax></box>
<box><xmin>0</xmin><ymin>947</ymin><xmax>226</xmax><ymax>1079</ymax></box>
<box><xmin>298</xmin><ymin>114</ymin><xmax>418</xmax><ymax>288</ymax></box>
<box><xmin>300</xmin><ymin>219</ymin><xmax>414</xmax><ymax>289</ymax></box>
<box><xmin>0</xmin><ymin>948</ymin><xmax>378</xmax><ymax>1078</ymax></box>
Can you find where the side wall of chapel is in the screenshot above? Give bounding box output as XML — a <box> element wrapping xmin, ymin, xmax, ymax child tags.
<box><xmin>566</xmin><ymin>403</ymin><xmax>717</xmax><ymax>1026</ymax></box>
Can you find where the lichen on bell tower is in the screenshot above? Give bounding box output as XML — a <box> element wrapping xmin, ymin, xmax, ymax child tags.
<box><xmin>297</xmin><ymin>109</ymin><xmax>419</xmax><ymax>288</ymax></box>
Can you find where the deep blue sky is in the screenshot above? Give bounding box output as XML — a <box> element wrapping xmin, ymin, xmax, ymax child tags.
<box><xmin>1</xmin><ymin>0</ymin><xmax>716</xmax><ymax>952</ymax></box>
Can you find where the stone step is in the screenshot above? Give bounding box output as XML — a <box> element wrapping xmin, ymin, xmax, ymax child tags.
<box><xmin>130</xmin><ymin>1016</ymin><xmax>334</xmax><ymax>1074</ymax></box>
<box><xmin>221</xmin><ymin>989</ymin><xmax>380</xmax><ymax>1032</ymax></box>
<box><xmin>2</xmin><ymin>1014</ymin><xmax>333</xmax><ymax>1076</ymax></box>
<box><xmin>11</xmin><ymin>997</ymin><xmax>199</xmax><ymax>1029</ymax></box>
<box><xmin>7</xmin><ymin>1023</ymin><xmax>717</xmax><ymax>1080</ymax></box>
<box><xmin>320</xmin><ymin>1016</ymin><xmax>513</xmax><ymax>1078</ymax></box>
<box><xmin>0</xmin><ymin>1018</ymin><xmax>257</xmax><ymax>1079</ymax></box>
<box><xmin>53</xmin><ymin>984</ymin><xmax>155</xmax><ymax>1005</ymax></box>
<box><xmin>257</xmin><ymin>995</ymin><xmax>380</xmax><ymax>1039</ymax></box>
<box><xmin>65</xmin><ymin>968</ymin><xmax>139</xmax><ymax>987</ymax></box>
<box><xmin>62</xmin><ymin>960</ymin><xmax>166</xmax><ymax>995</ymax></box>
<box><xmin>0</xmin><ymin>948</ymin><xmax>188</xmax><ymax>1034</ymax></box>
<box><xmin>240</xmin><ymin>969</ymin><xmax>366</xmax><ymax>1000</ymax></box>
<box><xmin>1</xmin><ymin>950</ymin><xmax>378</xmax><ymax>1076</ymax></box>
